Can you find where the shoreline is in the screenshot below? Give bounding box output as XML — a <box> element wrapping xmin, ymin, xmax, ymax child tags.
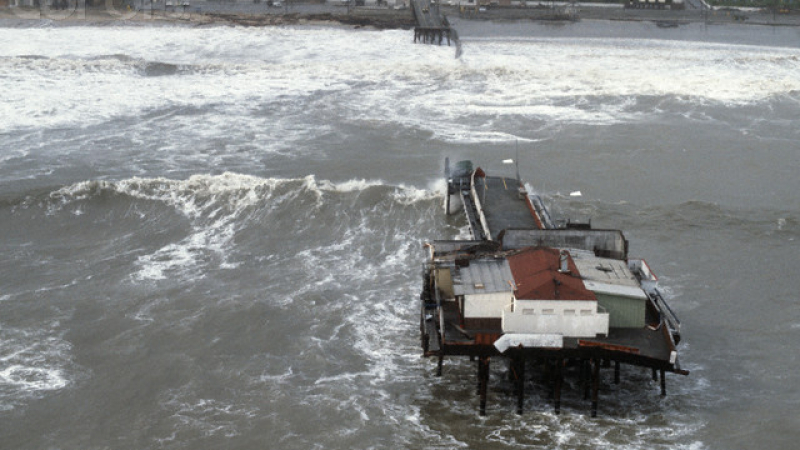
<box><xmin>1</xmin><ymin>3</ymin><xmax>799</xmax><ymax>29</ymax></box>
<box><xmin>0</xmin><ymin>5</ymin><xmax>416</xmax><ymax>28</ymax></box>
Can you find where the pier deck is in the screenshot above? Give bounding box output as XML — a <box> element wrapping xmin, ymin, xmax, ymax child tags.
<box><xmin>474</xmin><ymin>176</ymin><xmax>542</xmax><ymax>237</ymax></box>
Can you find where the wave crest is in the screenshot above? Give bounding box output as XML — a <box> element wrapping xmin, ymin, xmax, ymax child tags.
<box><xmin>44</xmin><ymin>173</ymin><xmax>441</xmax><ymax>281</ymax></box>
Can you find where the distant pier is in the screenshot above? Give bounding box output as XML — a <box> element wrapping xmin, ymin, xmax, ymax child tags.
<box><xmin>420</xmin><ymin>159</ymin><xmax>687</xmax><ymax>417</ymax></box>
<box><xmin>411</xmin><ymin>0</ymin><xmax>452</xmax><ymax>45</ymax></box>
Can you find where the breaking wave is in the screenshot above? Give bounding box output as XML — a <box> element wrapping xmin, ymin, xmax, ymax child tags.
<box><xmin>2</xmin><ymin>26</ymin><xmax>799</xmax><ymax>140</ymax></box>
<box><xmin>39</xmin><ymin>173</ymin><xmax>443</xmax><ymax>281</ymax></box>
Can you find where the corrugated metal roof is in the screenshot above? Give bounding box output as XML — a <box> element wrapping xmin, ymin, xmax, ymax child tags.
<box><xmin>569</xmin><ymin>249</ymin><xmax>640</xmax><ymax>288</ymax></box>
<box><xmin>453</xmin><ymin>258</ymin><xmax>514</xmax><ymax>296</ymax></box>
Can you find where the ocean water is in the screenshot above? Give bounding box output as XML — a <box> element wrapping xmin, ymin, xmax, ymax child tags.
<box><xmin>1</xmin><ymin>18</ymin><xmax>799</xmax><ymax>450</ymax></box>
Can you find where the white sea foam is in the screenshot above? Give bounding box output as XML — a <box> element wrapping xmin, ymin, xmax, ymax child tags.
<box><xmin>2</xmin><ymin>26</ymin><xmax>798</xmax><ymax>143</ymax></box>
<box><xmin>161</xmin><ymin>386</ymin><xmax>259</xmax><ymax>439</ymax></box>
<box><xmin>316</xmin><ymin>178</ymin><xmax>385</xmax><ymax>193</ymax></box>
<box><xmin>389</xmin><ymin>183</ymin><xmax>441</xmax><ymax>206</ymax></box>
<box><xmin>0</xmin><ymin>365</ymin><xmax>67</xmax><ymax>392</ymax></box>
<box><xmin>0</xmin><ymin>326</ymin><xmax>72</xmax><ymax>407</ymax></box>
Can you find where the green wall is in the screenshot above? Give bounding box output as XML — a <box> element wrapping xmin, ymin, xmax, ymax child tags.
<box><xmin>596</xmin><ymin>293</ymin><xmax>645</xmax><ymax>328</ymax></box>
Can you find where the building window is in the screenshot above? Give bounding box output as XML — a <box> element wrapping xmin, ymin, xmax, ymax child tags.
<box><xmin>564</xmin><ymin>309</ymin><xmax>576</xmax><ymax>316</ymax></box>
<box><xmin>542</xmin><ymin>308</ymin><xmax>555</xmax><ymax>315</ymax></box>
<box><xmin>522</xmin><ymin>308</ymin><xmax>535</xmax><ymax>315</ymax></box>
<box><xmin>580</xmin><ymin>309</ymin><xmax>593</xmax><ymax>316</ymax></box>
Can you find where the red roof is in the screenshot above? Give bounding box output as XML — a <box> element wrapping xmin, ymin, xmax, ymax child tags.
<box><xmin>506</xmin><ymin>247</ymin><xmax>596</xmax><ymax>301</ymax></box>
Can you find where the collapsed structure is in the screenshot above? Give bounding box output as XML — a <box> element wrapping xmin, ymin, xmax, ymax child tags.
<box><xmin>420</xmin><ymin>159</ymin><xmax>687</xmax><ymax>416</ymax></box>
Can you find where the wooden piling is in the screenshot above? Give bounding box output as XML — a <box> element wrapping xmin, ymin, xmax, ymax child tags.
<box><xmin>516</xmin><ymin>357</ymin><xmax>525</xmax><ymax>415</ymax></box>
<box><xmin>583</xmin><ymin>360</ymin><xmax>591</xmax><ymax>400</ymax></box>
<box><xmin>478</xmin><ymin>356</ymin><xmax>490</xmax><ymax>416</ymax></box>
<box><xmin>614</xmin><ymin>361</ymin><xmax>621</xmax><ymax>385</ymax></box>
<box><xmin>554</xmin><ymin>358</ymin><xmax>564</xmax><ymax>415</ymax></box>
<box><xmin>591</xmin><ymin>359</ymin><xmax>600</xmax><ymax>418</ymax></box>
<box><xmin>476</xmin><ymin>358</ymin><xmax>481</xmax><ymax>395</ymax></box>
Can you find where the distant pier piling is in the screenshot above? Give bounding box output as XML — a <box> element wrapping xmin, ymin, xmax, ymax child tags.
<box><xmin>413</xmin><ymin>28</ymin><xmax>451</xmax><ymax>45</ymax></box>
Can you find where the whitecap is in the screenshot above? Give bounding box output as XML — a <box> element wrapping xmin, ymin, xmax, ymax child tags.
<box><xmin>0</xmin><ymin>365</ymin><xmax>68</xmax><ymax>392</ymax></box>
<box><xmin>0</xmin><ymin>326</ymin><xmax>74</xmax><ymax>407</ymax></box>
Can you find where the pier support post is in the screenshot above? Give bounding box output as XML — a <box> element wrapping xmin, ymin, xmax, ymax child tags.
<box><xmin>478</xmin><ymin>356</ymin><xmax>490</xmax><ymax>416</ymax></box>
<box><xmin>516</xmin><ymin>357</ymin><xmax>525</xmax><ymax>415</ymax></box>
<box><xmin>582</xmin><ymin>360</ymin><xmax>591</xmax><ymax>400</ymax></box>
<box><xmin>652</xmin><ymin>367</ymin><xmax>658</xmax><ymax>381</ymax></box>
<box><xmin>543</xmin><ymin>359</ymin><xmax>551</xmax><ymax>385</ymax></box>
<box><xmin>591</xmin><ymin>359</ymin><xmax>600</xmax><ymax>418</ymax></box>
<box><xmin>518</xmin><ymin>362</ymin><xmax>525</xmax><ymax>415</ymax></box>
<box><xmin>421</xmin><ymin>323</ymin><xmax>429</xmax><ymax>354</ymax></box>
<box><xmin>476</xmin><ymin>358</ymin><xmax>481</xmax><ymax>395</ymax></box>
<box><xmin>660</xmin><ymin>369</ymin><xmax>666</xmax><ymax>397</ymax></box>
<box><xmin>614</xmin><ymin>361</ymin><xmax>621</xmax><ymax>385</ymax></box>
<box><xmin>436</xmin><ymin>352</ymin><xmax>443</xmax><ymax>377</ymax></box>
<box><xmin>554</xmin><ymin>358</ymin><xmax>564</xmax><ymax>415</ymax></box>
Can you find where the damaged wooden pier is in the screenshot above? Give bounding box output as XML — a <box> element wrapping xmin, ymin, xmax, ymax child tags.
<box><xmin>419</xmin><ymin>159</ymin><xmax>687</xmax><ymax>417</ymax></box>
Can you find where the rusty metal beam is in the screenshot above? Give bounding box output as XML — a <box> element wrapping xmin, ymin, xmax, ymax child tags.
<box><xmin>578</xmin><ymin>340</ymin><xmax>640</xmax><ymax>354</ymax></box>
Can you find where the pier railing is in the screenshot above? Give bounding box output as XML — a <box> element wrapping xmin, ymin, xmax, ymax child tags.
<box><xmin>468</xmin><ymin>170</ymin><xmax>492</xmax><ymax>240</ymax></box>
